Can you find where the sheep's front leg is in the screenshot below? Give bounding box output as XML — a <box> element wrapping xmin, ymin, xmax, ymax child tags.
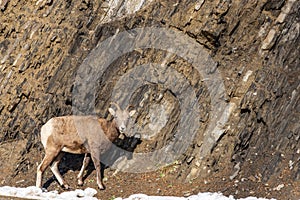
<box><xmin>77</xmin><ymin>153</ymin><xmax>91</xmax><ymax>186</ymax></box>
<box><xmin>91</xmin><ymin>154</ymin><xmax>104</xmax><ymax>190</ymax></box>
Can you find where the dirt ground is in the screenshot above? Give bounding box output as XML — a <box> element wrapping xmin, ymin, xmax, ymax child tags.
<box><xmin>0</xmin><ymin>140</ymin><xmax>299</xmax><ymax>200</ymax></box>
<box><xmin>0</xmin><ymin>1</ymin><xmax>299</xmax><ymax>200</ymax></box>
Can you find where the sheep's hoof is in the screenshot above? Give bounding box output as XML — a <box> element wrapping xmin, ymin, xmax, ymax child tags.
<box><xmin>77</xmin><ymin>180</ymin><xmax>84</xmax><ymax>186</ymax></box>
<box><xmin>98</xmin><ymin>185</ymin><xmax>105</xmax><ymax>190</ymax></box>
<box><xmin>62</xmin><ymin>184</ymin><xmax>70</xmax><ymax>190</ymax></box>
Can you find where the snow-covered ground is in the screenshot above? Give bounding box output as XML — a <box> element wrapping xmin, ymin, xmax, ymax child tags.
<box><xmin>0</xmin><ymin>186</ymin><xmax>276</xmax><ymax>200</ymax></box>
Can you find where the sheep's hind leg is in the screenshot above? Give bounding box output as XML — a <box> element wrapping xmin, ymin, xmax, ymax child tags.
<box><xmin>50</xmin><ymin>152</ymin><xmax>70</xmax><ymax>189</ymax></box>
<box><xmin>77</xmin><ymin>153</ymin><xmax>91</xmax><ymax>186</ymax></box>
<box><xmin>36</xmin><ymin>148</ymin><xmax>61</xmax><ymax>189</ymax></box>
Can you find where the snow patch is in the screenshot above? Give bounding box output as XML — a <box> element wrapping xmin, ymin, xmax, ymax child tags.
<box><xmin>0</xmin><ymin>186</ymin><xmax>97</xmax><ymax>200</ymax></box>
<box><xmin>0</xmin><ymin>186</ymin><xmax>276</xmax><ymax>200</ymax></box>
<box><xmin>119</xmin><ymin>193</ymin><xmax>276</xmax><ymax>200</ymax></box>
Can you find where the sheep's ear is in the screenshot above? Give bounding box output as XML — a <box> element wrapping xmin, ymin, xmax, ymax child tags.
<box><xmin>108</xmin><ymin>108</ymin><xmax>116</xmax><ymax>116</ymax></box>
<box><xmin>129</xmin><ymin>110</ymin><xmax>136</xmax><ymax>117</ymax></box>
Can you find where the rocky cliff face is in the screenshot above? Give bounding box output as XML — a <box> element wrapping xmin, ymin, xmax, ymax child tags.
<box><xmin>0</xmin><ymin>0</ymin><xmax>299</xmax><ymax>199</ymax></box>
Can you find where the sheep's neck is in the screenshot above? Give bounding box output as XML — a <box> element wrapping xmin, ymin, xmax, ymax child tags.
<box><xmin>106</xmin><ymin>120</ymin><xmax>119</xmax><ymax>141</ymax></box>
<box><xmin>97</xmin><ymin>119</ymin><xmax>120</xmax><ymax>141</ymax></box>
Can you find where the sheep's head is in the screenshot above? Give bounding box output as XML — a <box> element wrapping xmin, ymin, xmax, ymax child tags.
<box><xmin>109</xmin><ymin>103</ymin><xmax>136</xmax><ymax>135</ymax></box>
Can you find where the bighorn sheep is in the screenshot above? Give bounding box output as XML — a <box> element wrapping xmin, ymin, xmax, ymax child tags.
<box><xmin>36</xmin><ymin>103</ymin><xmax>136</xmax><ymax>190</ymax></box>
